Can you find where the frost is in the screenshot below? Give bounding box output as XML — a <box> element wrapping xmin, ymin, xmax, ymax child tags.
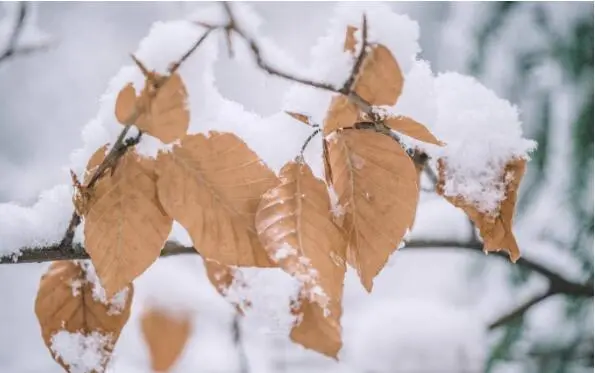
<box><xmin>50</xmin><ymin>331</ymin><xmax>113</xmax><ymax>373</ymax></box>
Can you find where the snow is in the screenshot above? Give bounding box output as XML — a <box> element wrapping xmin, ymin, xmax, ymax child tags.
<box><xmin>0</xmin><ymin>2</ymin><xmax>53</xmax><ymax>56</ymax></box>
<box><xmin>50</xmin><ymin>331</ymin><xmax>112</xmax><ymax>373</ymax></box>
<box><xmin>342</xmin><ymin>298</ymin><xmax>487</xmax><ymax>372</ymax></box>
<box><xmin>2</xmin><ymin>2</ymin><xmax>582</xmax><ymax>372</ymax></box>
<box><xmin>431</xmin><ymin>72</ymin><xmax>537</xmax><ymax>214</ymax></box>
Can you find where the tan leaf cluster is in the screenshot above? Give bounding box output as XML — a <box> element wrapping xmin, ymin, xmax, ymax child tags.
<box><xmin>83</xmin><ymin>145</ymin><xmax>173</xmax><ymax>297</ymax></box>
<box><xmin>35</xmin><ymin>261</ymin><xmax>133</xmax><ymax>372</ymax></box>
<box><xmin>141</xmin><ymin>308</ymin><xmax>192</xmax><ymax>372</ymax></box>
<box><xmin>328</xmin><ymin>130</ymin><xmax>419</xmax><ymax>291</ymax></box>
<box><xmin>255</xmin><ymin>161</ymin><xmax>346</xmax><ymax>357</ymax></box>
<box><xmin>115</xmin><ymin>72</ymin><xmax>189</xmax><ymax>144</ymax></box>
<box><xmin>437</xmin><ymin>158</ymin><xmax>527</xmax><ymax>262</ymax></box>
<box><xmin>156</xmin><ymin>131</ymin><xmax>279</xmax><ymax>267</ymax></box>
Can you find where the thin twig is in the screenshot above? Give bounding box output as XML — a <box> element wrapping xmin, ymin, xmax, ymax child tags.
<box><xmin>488</xmin><ymin>290</ymin><xmax>554</xmax><ymax>330</ymax></box>
<box><xmin>0</xmin><ymin>3</ymin><xmax>51</xmax><ymax>64</ymax></box>
<box><xmin>300</xmin><ymin>128</ymin><xmax>321</xmax><ymax>156</ymax></box>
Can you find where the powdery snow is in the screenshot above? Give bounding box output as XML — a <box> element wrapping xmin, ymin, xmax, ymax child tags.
<box><xmin>431</xmin><ymin>72</ymin><xmax>537</xmax><ymax>214</ymax></box>
<box><xmin>50</xmin><ymin>331</ymin><xmax>113</xmax><ymax>373</ymax></box>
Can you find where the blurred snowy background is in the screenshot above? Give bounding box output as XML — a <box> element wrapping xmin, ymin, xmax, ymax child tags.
<box><xmin>0</xmin><ymin>2</ymin><xmax>592</xmax><ymax>373</ymax></box>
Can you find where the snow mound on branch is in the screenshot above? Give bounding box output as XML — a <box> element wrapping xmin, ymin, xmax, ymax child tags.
<box><xmin>431</xmin><ymin>72</ymin><xmax>537</xmax><ymax>213</ymax></box>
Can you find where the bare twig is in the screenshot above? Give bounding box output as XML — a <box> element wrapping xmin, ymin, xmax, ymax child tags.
<box><xmin>488</xmin><ymin>290</ymin><xmax>553</xmax><ymax>330</ymax></box>
<box><xmin>300</xmin><ymin>128</ymin><xmax>321</xmax><ymax>157</ymax></box>
<box><xmin>0</xmin><ymin>3</ymin><xmax>51</xmax><ymax>64</ymax></box>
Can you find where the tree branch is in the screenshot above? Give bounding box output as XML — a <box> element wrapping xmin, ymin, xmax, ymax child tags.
<box><xmin>488</xmin><ymin>290</ymin><xmax>553</xmax><ymax>330</ymax></box>
<box><xmin>0</xmin><ymin>2</ymin><xmax>51</xmax><ymax>64</ymax></box>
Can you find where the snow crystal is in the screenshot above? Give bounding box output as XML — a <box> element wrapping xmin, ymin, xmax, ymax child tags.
<box><xmin>50</xmin><ymin>331</ymin><xmax>113</xmax><ymax>373</ymax></box>
<box><xmin>431</xmin><ymin>72</ymin><xmax>536</xmax><ymax>214</ymax></box>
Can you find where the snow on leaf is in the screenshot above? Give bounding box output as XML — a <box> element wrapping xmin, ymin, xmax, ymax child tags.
<box><xmin>204</xmin><ymin>259</ymin><xmax>251</xmax><ymax>314</ymax></box>
<box><xmin>35</xmin><ymin>261</ymin><xmax>133</xmax><ymax>373</ymax></box>
<box><xmin>115</xmin><ymin>72</ymin><xmax>189</xmax><ymax>144</ymax></box>
<box><xmin>83</xmin><ymin>147</ymin><xmax>173</xmax><ymax>297</ymax></box>
<box><xmin>328</xmin><ymin>130</ymin><xmax>418</xmax><ymax>291</ymax></box>
<box><xmin>141</xmin><ymin>307</ymin><xmax>192</xmax><ymax>372</ymax></box>
<box><xmin>50</xmin><ymin>331</ymin><xmax>113</xmax><ymax>373</ymax></box>
<box><xmin>343</xmin><ymin>25</ymin><xmax>358</xmax><ymax>54</ymax></box>
<box><xmin>155</xmin><ymin>131</ymin><xmax>279</xmax><ymax>267</ymax></box>
<box><xmin>255</xmin><ymin>161</ymin><xmax>346</xmax><ymax>357</ymax></box>
<box><xmin>437</xmin><ymin>158</ymin><xmax>527</xmax><ymax>262</ymax></box>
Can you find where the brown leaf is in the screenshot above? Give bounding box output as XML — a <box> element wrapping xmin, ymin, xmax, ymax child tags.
<box><xmin>115</xmin><ymin>73</ymin><xmax>189</xmax><ymax>144</ymax></box>
<box><xmin>255</xmin><ymin>160</ymin><xmax>346</xmax><ymax>358</ymax></box>
<box><xmin>141</xmin><ymin>308</ymin><xmax>192</xmax><ymax>372</ymax></box>
<box><xmin>437</xmin><ymin>158</ymin><xmax>526</xmax><ymax>262</ymax></box>
<box><xmin>323</xmin><ymin>95</ymin><xmax>359</xmax><ymax>136</ymax></box>
<box><xmin>35</xmin><ymin>261</ymin><xmax>133</xmax><ymax>373</ymax></box>
<box><xmin>255</xmin><ymin>160</ymin><xmax>346</xmax><ymax>310</ymax></box>
<box><xmin>204</xmin><ymin>259</ymin><xmax>251</xmax><ymax>314</ymax></box>
<box><xmin>328</xmin><ymin>130</ymin><xmax>419</xmax><ymax>291</ymax></box>
<box><xmin>353</xmin><ymin>44</ymin><xmax>403</xmax><ymax>107</ymax></box>
<box><xmin>290</xmin><ymin>290</ymin><xmax>343</xmax><ymax>359</ymax></box>
<box><xmin>84</xmin><ymin>149</ymin><xmax>173</xmax><ymax>297</ymax></box>
<box><xmin>286</xmin><ymin>111</ymin><xmax>314</xmax><ymax>127</ymax></box>
<box><xmin>155</xmin><ymin>131</ymin><xmax>279</xmax><ymax>267</ymax></box>
<box><xmin>383</xmin><ymin>115</ymin><xmax>443</xmax><ymax>145</ymax></box>
<box><xmin>344</xmin><ymin>25</ymin><xmax>358</xmax><ymax>54</ymax></box>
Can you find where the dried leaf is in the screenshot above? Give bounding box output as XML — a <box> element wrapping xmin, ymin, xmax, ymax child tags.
<box><xmin>204</xmin><ymin>259</ymin><xmax>251</xmax><ymax>314</ymax></box>
<box><xmin>141</xmin><ymin>308</ymin><xmax>192</xmax><ymax>372</ymax></box>
<box><xmin>115</xmin><ymin>73</ymin><xmax>189</xmax><ymax>144</ymax></box>
<box><xmin>344</xmin><ymin>25</ymin><xmax>358</xmax><ymax>54</ymax></box>
<box><xmin>290</xmin><ymin>290</ymin><xmax>343</xmax><ymax>359</ymax></box>
<box><xmin>323</xmin><ymin>95</ymin><xmax>359</xmax><ymax>136</ymax></box>
<box><xmin>84</xmin><ymin>149</ymin><xmax>173</xmax><ymax>297</ymax></box>
<box><xmin>353</xmin><ymin>44</ymin><xmax>403</xmax><ymax>106</ymax></box>
<box><xmin>35</xmin><ymin>261</ymin><xmax>133</xmax><ymax>373</ymax></box>
<box><xmin>155</xmin><ymin>131</ymin><xmax>278</xmax><ymax>267</ymax></box>
<box><xmin>255</xmin><ymin>161</ymin><xmax>346</xmax><ymax>357</ymax></box>
<box><xmin>328</xmin><ymin>130</ymin><xmax>419</xmax><ymax>291</ymax></box>
<box><xmin>383</xmin><ymin>115</ymin><xmax>443</xmax><ymax>145</ymax></box>
<box><xmin>286</xmin><ymin>111</ymin><xmax>314</xmax><ymax>127</ymax></box>
<box><xmin>437</xmin><ymin>158</ymin><xmax>526</xmax><ymax>262</ymax></box>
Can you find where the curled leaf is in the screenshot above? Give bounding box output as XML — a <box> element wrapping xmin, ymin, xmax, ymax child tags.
<box><xmin>437</xmin><ymin>158</ymin><xmax>526</xmax><ymax>262</ymax></box>
<box><xmin>84</xmin><ymin>149</ymin><xmax>173</xmax><ymax>297</ymax></box>
<box><xmin>353</xmin><ymin>44</ymin><xmax>403</xmax><ymax>106</ymax></box>
<box><xmin>35</xmin><ymin>261</ymin><xmax>133</xmax><ymax>373</ymax></box>
<box><xmin>141</xmin><ymin>308</ymin><xmax>192</xmax><ymax>372</ymax></box>
<box><xmin>115</xmin><ymin>73</ymin><xmax>189</xmax><ymax>144</ymax></box>
<box><xmin>383</xmin><ymin>115</ymin><xmax>444</xmax><ymax>146</ymax></box>
<box><xmin>286</xmin><ymin>111</ymin><xmax>314</xmax><ymax>127</ymax></box>
<box><xmin>328</xmin><ymin>130</ymin><xmax>419</xmax><ymax>291</ymax></box>
<box><xmin>155</xmin><ymin>132</ymin><xmax>279</xmax><ymax>267</ymax></box>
